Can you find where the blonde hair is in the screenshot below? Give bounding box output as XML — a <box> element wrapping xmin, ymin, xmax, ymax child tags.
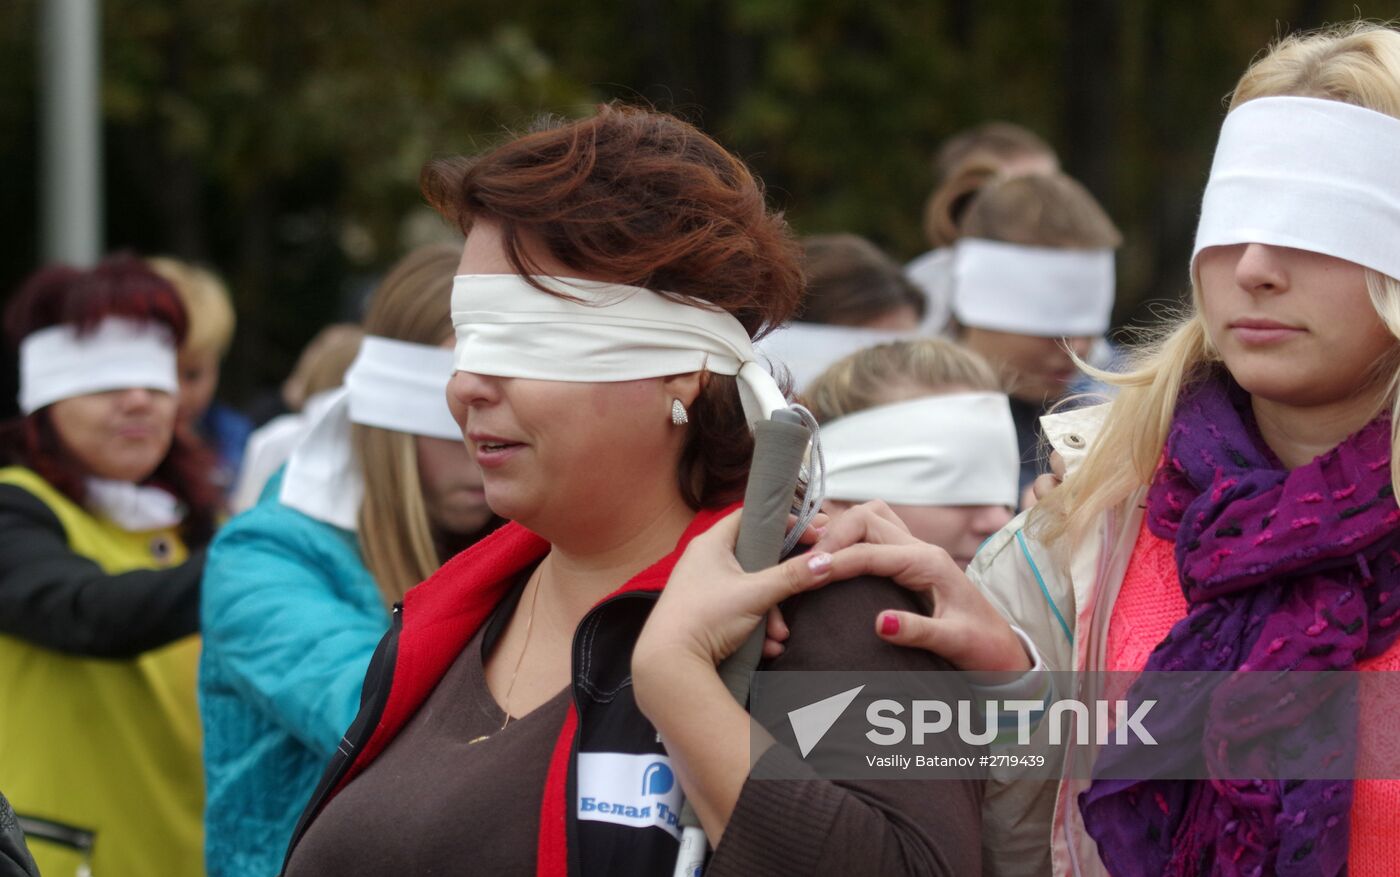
<box><xmin>923</xmin><ymin>162</ymin><xmax>1121</xmax><ymax>252</ymax></box>
<box><xmin>804</xmin><ymin>337</ymin><xmax>1003</xmax><ymax>423</ymax></box>
<box><xmin>351</xmin><ymin>243</ymin><xmax>461</xmax><ymax>604</ymax></box>
<box><xmin>147</xmin><ymin>256</ymin><xmax>236</xmax><ymax>357</ymax></box>
<box><xmin>1035</xmin><ymin>21</ymin><xmax>1400</xmax><ymax>552</ymax></box>
<box><xmin>281</xmin><ymin>323</ymin><xmax>366</xmax><ymax>412</ymax></box>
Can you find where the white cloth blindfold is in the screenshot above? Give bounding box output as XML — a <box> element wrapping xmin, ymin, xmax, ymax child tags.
<box><xmin>19</xmin><ymin>317</ymin><xmax>178</xmax><ymax>414</ymax></box>
<box><xmin>344</xmin><ymin>336</ymin><xmax>461</xmax><ymax>440</ymax></box>
<box><xmin>1192</xmin><ymin>96</ymin><xmax>1400</xmax><ymax>281</ymax></box>
<box><xmin>821</xmin><ymin>392</ymin><xmax>1020</xmax><ymax>507</ymax></box>
<box><xmin>952</xmin><ymin>238</ymin><xmax>1115</xmax><ymax>337</ymax></box>
<box><xmin>280</xmin><ymin>336</ymin><xmax>459</xmax><ymax>531</ymax></box>
<box><xmin>905</xmin><ymin>247</ymin><xmax>956</xmax><ymax>336</ymax></box>
<box><xmin>451</xmin><ymin>274</ymin><xmax>788</xmax><ymax>424</ymax></box>
<box><xmin>755</xmin><ymin>322</ymin><xmax>913</xmax><ymax>392</ymax></box>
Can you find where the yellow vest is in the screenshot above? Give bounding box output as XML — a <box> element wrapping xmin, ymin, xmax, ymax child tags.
<box><xmin>0</xmin><ymin>467</ymin><xmax>204</xmax><ymax>877</ymax></box>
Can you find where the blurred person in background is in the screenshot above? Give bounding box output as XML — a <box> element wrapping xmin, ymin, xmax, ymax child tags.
<box><xmin>149</xmin><ymin>256</ymin><xmax>254</xmax><ymax>496</ymax></box>
<box><xmin>279</xmin><ymin>322</ymin><xmax>368</xmax><ymax>415</ymax></box>
<box><xmin>804</xmin><ymin>338</ymin><xmax>1017</xmax><ymax>569</ymax></box>
<box><xmin>907</xmin><ymin>122</ymin><xmax>1061</xmax><ymax>334</ymax></box>
<box><xmin>0</xmin><ymin>255</ymin><xmax>219</xmax><ymax>877</ymax></box>
<box><xmin>927</xmin><ymin>163</ymin><xmax>1122</xmax><ymax>503</ymax></box>
<box><xmin>229</xmin><ymin>323</ymin><xmax>366</xmax><ymax>512</ymax></box>
<box><xmin>756</xmin><ymin>233</ymin><xmax>923</xmax><ymax>391</ymax></box>
<box><xmin>199</xmin><ymin>244</ymin><xmax>500</xmax><ymax>877</ymax></box>
<box><xmin>931</xmin><ymin>121</ymin><xmax>1060</xmax><ymax>186</ymax></box>
<box><xmin>799</xmin><ymin>233</ymin><xmax>925</xmax><ymax>330</ymax></box>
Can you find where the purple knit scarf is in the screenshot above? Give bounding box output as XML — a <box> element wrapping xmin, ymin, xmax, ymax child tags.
<box><xmin>1079</xmin><ymin>373</ymin><xmax>1400</xmax><ymax>877</ymax></box>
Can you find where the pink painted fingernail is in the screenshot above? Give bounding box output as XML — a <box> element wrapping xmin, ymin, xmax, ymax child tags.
<box><xmin>807</xmin><ymin>552</ymin><xmax>832</xmax><ymax>573</ymax></box>
<box><xmin>880</xmin><ymin>614</ymin><xmax>900</xmax><ymax>636</ymax></box>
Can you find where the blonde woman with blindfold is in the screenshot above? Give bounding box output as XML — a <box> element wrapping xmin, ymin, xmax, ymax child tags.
<box><xmin>803</xmin><ymin>338</ymin><xmax>1018</xmax><ymax>570</ymax></box>
<box><xmin>199</xmin><ymin>245</ymin><xmax>499</xmax><ymax>877</ymax></box>
<box><xmin>793</xmin><ymin>22</ymin><xmax>1400</xmax><ymax>877</ymax></box>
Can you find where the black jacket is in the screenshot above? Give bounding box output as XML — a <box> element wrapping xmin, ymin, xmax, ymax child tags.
<box><xmin>0</xmin><ymin>482</ymin><xmax>202</xmax><ymax>657</ymax></box>
<box><xmin>0</xmin><ymin>794</ymin><xmax>39</xmax><ymax>877</ymax></box>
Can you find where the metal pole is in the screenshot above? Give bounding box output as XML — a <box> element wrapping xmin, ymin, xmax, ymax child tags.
<box><xmin>40</xmin><ymin>0</ymin><xmax>103</xmax><ymax>266</ymax></box>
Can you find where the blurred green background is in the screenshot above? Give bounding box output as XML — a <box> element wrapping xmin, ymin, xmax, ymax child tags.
<box><xmin>1</xmin><ymin>0</ymin><xmax>1393</xmax><ymax>412</ymax></box>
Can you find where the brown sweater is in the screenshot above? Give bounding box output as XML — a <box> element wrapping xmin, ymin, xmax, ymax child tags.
<box><xmin>284</xmin><ymin>617</ymin><xmax>569</xmax><ymax>876</ymax></box>
<box><xmin>285</xmin><ymin>575</ymin><xmax>982</xmax><ymax>876</ymax></box>
<box><xmin>707</xmin><ymin>576</ymin><xmax>984</xmax><ymax>876</ymax></box>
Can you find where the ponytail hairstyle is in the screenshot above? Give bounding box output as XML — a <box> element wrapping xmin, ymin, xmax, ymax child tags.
<box><xmin>1034</xmin><ymin>21</ymin><xmax>1400</xmax><ymax>554</ymax></box>
<box><xmin>924</xmin><ymin>161</ymin><xmax>1122</xmax><ymax>254</ymax></box>
<box><xmin>931</xmin><ymin>122</ymin><xmax>1058</xmax><ymax>187</ymax></box>
<box><xmin>351</xmin><ymin>243</ymin><xmax>472</xmax><ymax>604</ymax></box>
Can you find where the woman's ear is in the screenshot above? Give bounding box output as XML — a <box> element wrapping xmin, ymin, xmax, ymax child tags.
<box><xmin>661</xmin><ymin>371</ymin><xmax>704</xmax><ymax>408</ymax></box>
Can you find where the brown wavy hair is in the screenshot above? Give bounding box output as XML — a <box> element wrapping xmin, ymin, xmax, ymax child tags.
<box><xmin>932</xmin><ymin>121</ymin><xmax>1057</xmax><ymax>186</ymax></box>
<box><xmin>1</xmin><ymin>254</ymin><xmax>222</xmax><ymax>545</ymax></box>
<box><xmin>798</xmin><ymin>233</ymin><xmax>925</xmax><ymax>326</ymax></box>
<box><xmin>422</xmin><ymin>103</ymin><xmax>805</xmax><ymax>508</ymax></box>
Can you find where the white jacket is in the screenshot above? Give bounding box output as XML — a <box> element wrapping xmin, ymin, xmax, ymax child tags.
<box><xmin>966</xmin><ymin>403</ymin><xmax>1146</xmax><ymax>877</ymax></box>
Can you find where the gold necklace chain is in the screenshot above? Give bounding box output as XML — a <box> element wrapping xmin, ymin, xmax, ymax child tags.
<box><xmin>498</xmin><ymin>563</ymin><xmax>544</xmax><ymax>733</ymax></box>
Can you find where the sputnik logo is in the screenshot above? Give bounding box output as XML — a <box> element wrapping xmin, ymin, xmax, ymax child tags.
<box><xmin>786</xmin><ymin>685</ymin><xmax>866</xmax><ymax>757</ymax></box>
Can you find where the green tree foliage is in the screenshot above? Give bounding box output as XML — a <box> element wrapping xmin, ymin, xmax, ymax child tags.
<box><xmin>93</xmin><ymin>0</ymin><xmax>592</xmax><ymax>399</ymax></box>
<box><xmin>0</xmin><ymin>0</ymin><xmax>1390</xmax><ymax>404</ymax></box>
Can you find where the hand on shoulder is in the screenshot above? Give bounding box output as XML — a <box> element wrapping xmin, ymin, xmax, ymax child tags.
<box><xmin>810</xmin><ymin>501</ymin><xmax>1032</xmax><ymax>675</ymax></box>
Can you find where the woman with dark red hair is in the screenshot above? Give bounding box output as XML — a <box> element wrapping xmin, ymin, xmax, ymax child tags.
<box><xmin>0</xmin><ymin>255</ymin><xmax>219</xmax><ymax>877</ymax></box>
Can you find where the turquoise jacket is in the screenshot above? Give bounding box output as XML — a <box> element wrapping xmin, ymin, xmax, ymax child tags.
<box><xmin>198</xmin><ymin>470</ymin><xmax>390</xmax><ymax>877</ymax></box>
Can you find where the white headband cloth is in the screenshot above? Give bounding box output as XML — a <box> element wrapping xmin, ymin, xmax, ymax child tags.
<box><xmin>1193</xmin><ymin>96</ymin><xmax>1400</xmax><ymax>281</ymax></box>
<box><xmin>18</xmin><ymin>317</ymin><xmax>179</xmax><ymax>414</ymax></box>
<box><xmin>450</xmin><ymin>274</ymin><xmax>789</xmax><ymax>424</ymax></box>
<box><xmin>951</xmin><ymin>238</ymin><xmax>1115</xmax><ymax>337</ymax></box>
<box><xmin>821</xmin><ymin>392</ymin><xmax>1020</xmax><ymax>508</ymax></box>
<box><xmin>344</xmin><ymin>336</ymin><xmax>461</xmax><ymax>440</ymax></box>
<box><xmin>905</xmin><ymin>247</ymin><xmax>957</xmax><ymax>335</ymax></box>
<box><xmin>280</xmin><ymin>335</ymin><xmax>459</xmax><ymax>531</ymax></box>
<box><xmin>755</xmin><ymin>322</ymin><xmax>913</xmax><ymax>392</ymax></box>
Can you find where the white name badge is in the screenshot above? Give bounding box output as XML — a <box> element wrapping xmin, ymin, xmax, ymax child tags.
<box><xmin>576</xmin><ymin>752</ymin><xmax>684</xmax><ymax>839</ymax></box>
